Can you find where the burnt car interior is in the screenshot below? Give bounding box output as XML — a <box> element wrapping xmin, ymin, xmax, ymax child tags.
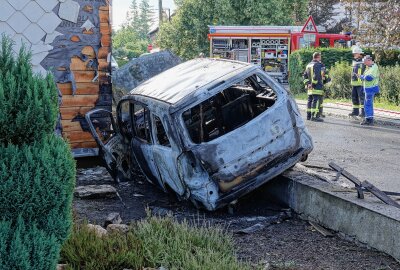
<box><xmin>183</xmin><ymin>74</ymin><xmax>277</xmax><ymax>144</ymax></box>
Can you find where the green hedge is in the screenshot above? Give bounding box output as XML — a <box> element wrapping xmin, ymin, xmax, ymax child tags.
<box><xmin>288</xmin><ymin>48</ymin><xmax>400</xmax><ymax>95</ymax></box>
<box><xmin>325</xmin><ymin>61</ymin><xmax>352</xmax><ymax>99</ymax></box>
<box><xmin>324</xmin><ymin>62</ymin><xmax>400</xmax><ymax>105</ymax></box>
<box><xmin>0</xmin><ymin>217</ymin><xmax>59</xmax><ymax>270</ymax></box>
<box><xmin>380</xmin><ymin>65</ymin><xmax>400</xmax><ymax>105</ymax></box>
<box><xmin>0</xmin><ymin>35</ymin><xmax>76</xmax><ymax>269</ymax></box>
<box><xmin>0</xmin><ymin>136</ymin><xmax>76</xmax><ymax>240</ymax></box>
<box><xmin>0</xmin><ymin>35</ymin><xmax>58</xmax><ymax>145</ymax></box>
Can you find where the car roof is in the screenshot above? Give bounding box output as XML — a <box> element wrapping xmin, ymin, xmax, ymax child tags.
<box><xmin>129</xmin><ymin>58</ymin><xmax>255</xmax><ymax>106</ymax></box>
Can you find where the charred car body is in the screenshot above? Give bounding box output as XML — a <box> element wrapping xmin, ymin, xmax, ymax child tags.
<box><xmin>86</xmin><ymin>58</ymin><xmax>313</xmax><ymax>211</ymax></box>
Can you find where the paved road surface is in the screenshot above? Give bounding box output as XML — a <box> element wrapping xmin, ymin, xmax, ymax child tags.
<box><xmin>303</xmin><ymin>114</ymin><xmax>400</xmax><ymax>192</ymax></box>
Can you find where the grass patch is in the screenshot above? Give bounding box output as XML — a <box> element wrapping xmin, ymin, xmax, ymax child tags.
<box><xmin>294</xmin><ymin>93</ymin><xmax>400</xmax><ymax>112</ymax></box>
<box><xmin>60</xmin><ymin>216</ymin><xmax>252</xmax><ymax>270</ymax></box>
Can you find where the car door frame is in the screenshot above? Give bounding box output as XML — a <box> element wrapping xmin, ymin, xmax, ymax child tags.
<box><xmin>129</xmin><ymin>100</ymin><xmax>164</xmax><ymax>188</ymax></box>
<box><xmin>85</xmin><ymin>103</ymin><xmax>132</xmax><ymax>182</ymax></box>
<box><xmin>149</xmin><ymin>112</ymin><xmax>186</xmax><ymax>196</ymax></box>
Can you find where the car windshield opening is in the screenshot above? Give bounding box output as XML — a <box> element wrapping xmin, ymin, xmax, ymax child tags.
<box><xmin>182</xmin><ymin>74</ymin><xmax>277</xmax><ymax>144</ymax></box>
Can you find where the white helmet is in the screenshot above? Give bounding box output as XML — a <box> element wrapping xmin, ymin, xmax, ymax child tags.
<box><xmin>352</xmin><ymin>46</ymin><xmax>364</xmax><ymax>54</ymax></box>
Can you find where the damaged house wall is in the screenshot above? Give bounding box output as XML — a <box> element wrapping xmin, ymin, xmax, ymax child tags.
<box><xmin>0</xmin><ymin>0</ymin><xmax>112</xmax><ymax>157</ymax></box>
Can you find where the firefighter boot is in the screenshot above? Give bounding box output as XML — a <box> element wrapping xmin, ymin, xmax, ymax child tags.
<box><xmin>359</xmin><ymin>108</ymin><xmax>365</xmax><ymax>118</ymax></box>
<box><xmin>311</xmin><ymin>116</ymin><xmax>324</xmax><ymax>122</ymax></box>
<box><xmin>360</xmin><ymin>118</ymin><xmax>374</xmax><ymax>126</ymax></box>
<box><xmin>349</xmin><ymin>108</ymin><xmax>359</xmax><ymax>118</ymax></box>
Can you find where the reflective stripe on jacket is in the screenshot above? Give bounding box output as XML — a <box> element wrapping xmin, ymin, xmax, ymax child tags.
<box><xmin>303</xmin><ymin>60</ymin><xmax>328</xmax><ymax>94</ymax></box>
<box><xmin>351</xmin><ymin>58</ymin><xmax>366</xmax><ymax>86</ymax></box>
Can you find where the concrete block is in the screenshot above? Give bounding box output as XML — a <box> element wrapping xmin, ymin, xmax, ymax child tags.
<box><xmin>266</xmin><ymin>168</ymin><xmax>400</xmax><ymax>262</ymax></box>
<box><xmin>7</xmin><ymin>11</ymin><xmax>30</xmax><ymax>33</ymax></box>
<box><xmin>74</xmin><ymin>185</ymin><xmax>118</xmax><ymax>199</ymax></box>
<box><xmin>87</xmin><ymin>224</ymin><xmax>107</xmax><ymax>237</ymax></box>
<box><xmin>104</xmin><ymin>212</ymin><xmax>122</xmax><ymax>227</ymax></box>
<box><xmin>107</xmin><ymin>224</ymin><xmax>129</xmax><ymax>234</ymax></box>
<box><xmin>0</xmin><ymin>0</ymin><xmax>15</xmax><ymax>21</ymax></box>
<box><xmin>22</xmin><ymin>1</ymin><xmax>46</xmax><ymax>23</ymax></box>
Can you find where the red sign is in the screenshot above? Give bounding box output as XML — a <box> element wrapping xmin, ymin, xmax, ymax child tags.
<box><xmin>301</xmin><ymin>16</ymin><xmax>318</xmax><ymax>33</ymax></box>
<box><xmin>147</xmin><ymin>44</ymin><xmax>153</xmax><ymax>52</ymax></box>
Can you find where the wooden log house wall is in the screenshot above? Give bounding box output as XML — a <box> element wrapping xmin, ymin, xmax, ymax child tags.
<box><xmin>0</xmin><ymin>0</ymin><xmax>112</xmax><ymax>157</ymax></box>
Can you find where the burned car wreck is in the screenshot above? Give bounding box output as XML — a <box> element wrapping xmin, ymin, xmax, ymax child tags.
<box><xmin>86</xmin><ymin>58</ymin><xmax>313</xmax><ymax>211</ymax></box>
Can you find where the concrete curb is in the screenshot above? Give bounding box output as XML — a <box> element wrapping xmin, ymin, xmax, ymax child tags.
<box><xmin>296</xmin><ymin>100</ymin><xmax>400</xmax><ymax>128</ymax></box>
<box><xmin>266</xmin><ymin>168</ymin><xmax>400</xmax><ymax>262</ymax></box>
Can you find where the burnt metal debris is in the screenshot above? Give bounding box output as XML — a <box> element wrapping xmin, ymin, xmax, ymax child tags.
<box><xmin>329</xmin><ymin>162</ymin><xmax>400</xmax><ymax>208</ymax></box>
<box><xmin>86</xmin><ymin>58</ymin><xmax>313</xmax><ymax>210</ymax></box>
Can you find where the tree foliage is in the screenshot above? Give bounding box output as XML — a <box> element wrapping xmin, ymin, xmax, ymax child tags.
<box><xmin>307</xmin><ymin>0</ymin><xmax>347</xmax><ymax>33</ymax></box>
<box><xmin>157</xmin><ymin>0</ymin><xmax>308</xmax><ymax>59</ymax></box>
<box><xmin>113</xmin><ymin>0</ymin><xmax>153</xmax><ymax>62</ymax></box>
<box><xmin>341</xmin><ymin>0</ymin><xmax>400</xmax><ymax>48</ymax></box>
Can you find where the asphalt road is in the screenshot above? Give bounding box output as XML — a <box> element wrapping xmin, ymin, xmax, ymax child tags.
<box><xmin>303</xmin><ymin>114</ymin><xmax>400</xmax><ymax>192</ymax></box>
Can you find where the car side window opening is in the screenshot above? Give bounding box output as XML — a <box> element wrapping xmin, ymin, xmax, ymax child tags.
<box><xmin>153</xmin><ymin>115</ymin><xmax>171</xmax><ymax>147</ymax></box>
<box><xmin>133</xmin><ymin>103</ymin><xmax>152</xmax><ymax>144</ymax></box>
<box><xmin>182</xmin><ymin>74</ymin><xmax>277</xmax><ymax>144</ymax></box>
<box><xmin>118</xmin><ymin>100</ymin><xmax>133</xmax><ymax>140</ymax></box>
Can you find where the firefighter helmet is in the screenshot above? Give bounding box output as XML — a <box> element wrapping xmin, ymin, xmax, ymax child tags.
<box><xmin>352</xmin><ymin>46</ymin><xmax>364</xmax><ymax>54</ymax></box>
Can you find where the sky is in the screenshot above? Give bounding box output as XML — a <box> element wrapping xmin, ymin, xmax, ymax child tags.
<box><xmin>112</xmin><ymin>0</ymin><xmax>176</xmax><ymax>29</ymax></box>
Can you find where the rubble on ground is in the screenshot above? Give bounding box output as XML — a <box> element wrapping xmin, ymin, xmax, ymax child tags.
<box><xmin>74</xmin><ymin>185</ymin><xmax>117</xmax><ymax>199</ymax></box>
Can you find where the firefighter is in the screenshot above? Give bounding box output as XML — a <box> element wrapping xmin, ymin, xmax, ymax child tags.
<box><xmin>303</xmin><ymin>52</ymin><xmax>330</xmax><ymax>122</ymax></box>
<box><xmin>349</xmin><ymin>46</ymin><xmax>366</xmax><ymax>118</ymax></box>
<box><xmin>359</xmin><ymin>55</ymin><xmax>380</xmax><ymax>126</ymax></box>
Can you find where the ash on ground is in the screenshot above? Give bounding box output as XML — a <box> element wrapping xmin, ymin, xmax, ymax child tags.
<box><xmin>74</xmin><ymin>166</ymin><xmax>399</xmax><ymax>270</ymax></box>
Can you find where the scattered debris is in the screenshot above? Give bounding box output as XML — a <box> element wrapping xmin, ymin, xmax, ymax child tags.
<box><xmin>309</xmin><ymin>221</ymin><xmax>334</xmax><ymax>237</ymax></box>
<box><xmin>296</xmin><ymin>163</ymin><xmax>332</xmax><ymax>183</ymax></box>
<box><xmin>329</xmin><ymin>162</ymin><xmax>400</xmax><ymax>208</ymax></box>
<box><xmin>104</xmin><ymin>212</ymin><xmax>122</xmax><ymax>227</ymax></box>
<box><xmin>106</xmin><ymin>224</ymin><xmax>129</xmax><ymax>234</ymax></box>
<box><xmin>238</xmin><ymin>212</ymin><xmax>291</xmax><ymax>225</ymax></box>
<box><xmin>74</xmin><ymin>185</ymin><xmax>117</xmax><ymax>199</ymax></box>
<box><xmin>236</xmin><ymin>223</ymin><xmax>265</xmax><ymax>234</ymax></box>
<box><xmin>87</xmin><ymin>224</ymin><xmax>107</xmax><ymax>237</ymax></box>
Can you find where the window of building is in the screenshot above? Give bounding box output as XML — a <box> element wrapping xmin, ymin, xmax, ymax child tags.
<box><xmin>182</xmin><ymin>74</ymin><xmax>277</xmax><ymax>144</ymax></box>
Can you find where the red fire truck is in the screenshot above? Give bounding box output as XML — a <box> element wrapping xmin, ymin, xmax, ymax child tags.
<box><xmin>208</xmin><ymin>16</ymin><xmax>351</xmax><ymax>83</ymax></box>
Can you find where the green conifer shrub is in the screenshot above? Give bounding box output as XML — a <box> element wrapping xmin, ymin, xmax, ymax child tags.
<box><xmin>0</xmin><ymin>135</ymin><xmax>75</xmax><ymax>240</ymax></box>
<box><xmin>0</xmin><ymin>35</ymin><xmax>76</xmax><ymax>269</ymax></box>
<box><xmin>0</xmin><ymin>35</ymin><xmax>58</xmax><ymax>146</ymax></box>
<box><xmin>0</xmin><ymin>217</ymin><xmax>59</xmax><ymax>270</ymax></box>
